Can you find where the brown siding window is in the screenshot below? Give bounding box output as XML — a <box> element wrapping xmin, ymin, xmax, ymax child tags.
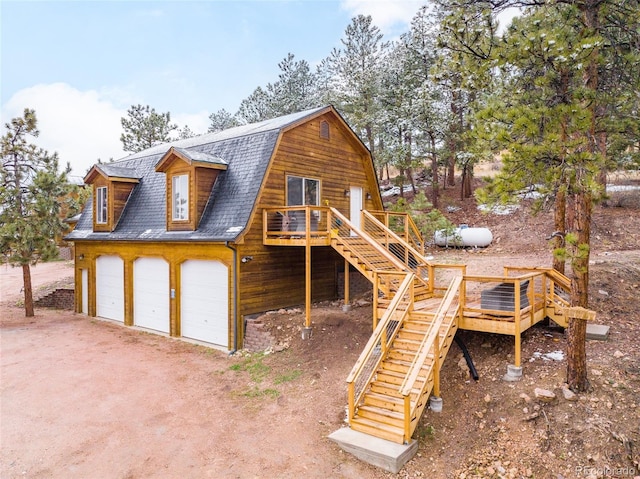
<box><xmin>96</xmin><ymin>186</ymin><xmax>108</xmax><ymax>224</ymax></box>
<box><xmin>320</xmin><ymin>120</ymin><xmax>330</xmax><ymax>140</ymax></box>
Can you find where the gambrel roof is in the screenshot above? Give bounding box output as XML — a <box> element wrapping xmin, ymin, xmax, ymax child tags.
<box><xmin>67</xmin><ymin>106</ymin><xmax>354</xmax><ymax>243</ymax></box>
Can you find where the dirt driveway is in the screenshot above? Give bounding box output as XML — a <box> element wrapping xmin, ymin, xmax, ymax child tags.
<box><xmin>1</xmin><ymin>304</ymin><xmax>382</xmax><ymax>479</ymax></box>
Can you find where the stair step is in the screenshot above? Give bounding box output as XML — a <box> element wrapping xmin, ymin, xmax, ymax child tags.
<box><xmin>381</xmin><ymin>357</ymin><xmax>434</xmax><ymax>375</ymax></box>
<box><xmin>362</xmin><ymin>391</ymin><xmax>406</xmax><ymax>412</ymax></box>
<box><xmin>370</xmin><ymin>380</ymin><xmax>422</xmax><ymax>398</ymax></box>
<box><xmin>350</xmin><ymin>416</ymin><xmax>405</xmax><ymax>444</ymax></box>
<box><xmin>387</xmin><ymin>348</ymin><xmax>418</xmax><ymax>362</ymax></box>
<box><xmin>376</xmin><ymin>367</ymin><xmax>426</xmax><ymax>384</ymax></box>
<box><xmin>356</xmin><ymin>404</ymin><xmax>405</xmax><ymax>428</ymax></box>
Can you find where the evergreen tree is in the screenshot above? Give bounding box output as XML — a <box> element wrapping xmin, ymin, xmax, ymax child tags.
<box><xmin>0</xmin><ymin>109</ymin><xmax>76</xmax><ymax>316</ymax></box>
<box><xmin>324</xmin><ymin>15</ymin><xmax>386</xmax><ymax>162</ymax></box>
<box><xmin>237</xmin><ymin>86</ymin><xmax>271</xmax><ymax>124</ymax></box>
<box><xmin>208</xmin><ymin>108</ymin><xmax>241</xmax><ymax>132</ymax></box>
<box><xmin>120</xmin><ymin>104</ymin><xmax>178</xmax><ymax>153</ymax></box>
<box><xmin>451</xmin><ymin>0</ymin><xmax>639</xmax><ymax>391</ymax></box>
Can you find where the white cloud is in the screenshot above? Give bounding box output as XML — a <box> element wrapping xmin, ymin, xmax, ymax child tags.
<box><xmin>1</xmin><ymin>83</ymin><xmax>214</xmax><ymax>178</ymax></box>
<box><xmin>340</xmin><ymin>0</ymin><xmax>424</xmax><ymax>34</ymax></box>
<box><xmin>1</xmin><ymin>83</ymin><xmax>127</xmax><ymax>177</ymax></box>
<box><xmin>173</xmin><ymin>111</ymin><xmax>211</xmax><ymax>136</ymax></box>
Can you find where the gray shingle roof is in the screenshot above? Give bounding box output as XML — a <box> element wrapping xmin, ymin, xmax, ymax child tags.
<box><xmin>67</xmin><ymin>106</ymin><xmax>329</xmax><ymax>243</ymax></box>
<box><xmin>171</xmin><ymin>147</ymin><xmax>227</xmax><ymax>167</ymax></box>
<box><xmin>95</xmin><ymin>164</ymin><xmax>140</xmax><ymax>179</ymax></box>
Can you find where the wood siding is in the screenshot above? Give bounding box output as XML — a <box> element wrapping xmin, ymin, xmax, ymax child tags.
<box><xmin>236</xmin><ymin>111</ymin><xmax>382</xmax><ymax>317</ymax></box>
<box><xmin>195</xmin><ymin>168</ymin><xmax>220</xmax><ymax>227</ymax></box>
<box><xmin>113</xmin><ymin>182</ymin><xmax>136</xmax><ymax>228</ymax></box>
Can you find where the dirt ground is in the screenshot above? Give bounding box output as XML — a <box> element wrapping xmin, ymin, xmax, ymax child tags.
<box><xmin>1</xmin><ymin>179</ymin><xmax>639</xmax><ymax>479</ymax></box>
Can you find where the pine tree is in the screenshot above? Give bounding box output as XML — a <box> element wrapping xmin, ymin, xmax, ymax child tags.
<box><xmin>120</xmin><ymin>104</ymin><xmax>178</xmax><ymax>153</ymax></box>
<box><xmin>0</xmin><ymin>109</ymin><xmax>75</xmax><ymax>316</ymax></box>
<box><xmin>208</xmin><ymin>109</ymin><xmax>241</xmax><ymax>133</ymax></box>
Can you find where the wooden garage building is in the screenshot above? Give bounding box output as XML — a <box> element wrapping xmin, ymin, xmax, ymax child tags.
<box><xmin>67</xmin><ymin>106</ymin><xmax>382</xmax><ymax>350</ymax></box>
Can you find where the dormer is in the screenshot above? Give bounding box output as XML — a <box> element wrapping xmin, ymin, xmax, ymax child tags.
<box><xmin>155</xmin><ymin>147</ymin><xmax>228</xmax><ymax>231</ymax></box>
<box><xmin>84</xmin><ymin>164</ymin><xmax>140</xmax><ymax>232</ymax></box>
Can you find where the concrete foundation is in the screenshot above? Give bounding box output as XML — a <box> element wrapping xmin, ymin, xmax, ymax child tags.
<box><xmin>503</xmin><ymin>364</ymin><xmax>523</xmax><ymax>382</ymax></box>
<box><xmin>429</xmin><ymin>396</ymin><xmax>443</xmax><ymax>413</ymax></box>
<box><xmin>301</xmin><ymin>327</ymin><xmax>313</xmax><ymax>340</ymax></box>
<box><xmin>328</xmin><ymin>427</ymin><xmax>417</xmax><ymax>474</ymax></box>
<box><xmin>342</xmin><ymin>304</ymin><xmax>352</xmax><ymax>312</ymax></box>
<box><xmin>586</xmin><ymin>323</ymin><xmax>610</xmax><ymax>341</ymax></box>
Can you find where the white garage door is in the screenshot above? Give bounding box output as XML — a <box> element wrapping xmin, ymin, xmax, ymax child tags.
<box><xmin>181</xmin><ymin>260</ymin><xmax>229</xmax><ymax>347</ymax></box>
<box><xmin>134</xmin><ymin>257</ymin><xmax>170</xmax><ymax>333</ymax></box>
<box><xmin>96</xmin><ymin>255</ymin><xmax>124</xmax><ymax>322</ymax></box>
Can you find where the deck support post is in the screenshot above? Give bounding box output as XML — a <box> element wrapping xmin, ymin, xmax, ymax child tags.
<box><xmin>303</xmin><ymin>214</ymin><xmax>312</xmax><ymax>339</ymax></box>
<box><xmin>429</xmin><ymin>396</ymin><xmax>443</xmax><ymax>413</ymax></box>
<box><xmin>504</xmin><ymin>364</ymin><xmax>523</xmax><ymax>381</ymax></box>
<box><xmin>342</xmin><ymin>258</ymin><xmax>352</xmax><ymax>312</ymax></box>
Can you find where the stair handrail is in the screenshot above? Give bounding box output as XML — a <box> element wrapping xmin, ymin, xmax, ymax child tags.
<box><xmin>361</xmin><ymin>210</ymin><xmax>432</xmax><ymax>286</ymax></box>
<box><xmin>346</xmin><ymin>272</ymin><xmax>415</xmax><ymax>422</ymax></box>
<box><xmin>329</xmin><ymin>208</ymin><xmax>411</xmax><ymax>274</ymax></box>
<box><xmin>399</xmin><ymin>276</ymin><xmax>463</xmax><ymax>398</ymax></box>
<box><xmin>366</xmin><ymin>210</ymin><xmax>425</xmax><ymax>256</ymax></box>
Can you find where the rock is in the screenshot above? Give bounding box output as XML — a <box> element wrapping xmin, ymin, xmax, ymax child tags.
<box><xmin>534</xmin><ymin>387</ymin><xmax>556</xmax><ymax>402</ymax></box>
<box><xmin>591</xmin><ymin>369</ymin><xmax>602</xmax><ymax>376</ymax></box>
<box><xmin>598</xmin><ymin>289</ymin><xmax>609</xmax><ymax>296</ymax></box>
<box><xmin>481</xmin><ymin>342</ymin><xmax>492</xmax><ymax>348</ymax></box>
<box><xmin>561</xmin><ymin>387</ymin><xmax>577</xmax><ymax>401</ymax></box>
<box><xmin>484</xmin><ymin>394</ymin><xmax>492</xmax><ymax>403</ymax></box>
<box><xmin>519</xmin><ymin>392</ymin><xmax>532</xmax><ymax>403</ymax></box>
<box><xmin>613</xmin><ymin>350</ymin><xmax>625</xmax><ymax>358</ymax></box>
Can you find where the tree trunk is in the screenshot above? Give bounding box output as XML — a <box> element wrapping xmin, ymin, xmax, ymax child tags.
<box><xmin>566</xmin><ymin>188</ymin><xmax>593</xmax><ymax>392</ymax></box>
<box><xmin>460</xmin><ymin>161</ymin><xmax>473</xmax><ymax>199</ymax></box>
<box><xmin>430</xmin><ymin>133</ymin><xmax>439</xmax><ymax>208</ymax></box>
<box><xmin>22</xmin><ymin>263</ymin><xmax>34</xmax><ymax>317</ymax></box>
<box><xmin>566</xmin><ymin>316</ymin><xmax>588</xmax><ymax>392</ymax></box>
<box><xmin>553</xmin><ymin>187</ymin><xmax>566</xmax><ymax>274</ymax></box>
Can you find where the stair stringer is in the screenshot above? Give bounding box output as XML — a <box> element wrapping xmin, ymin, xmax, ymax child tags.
<box><xmin>404</xmin><ymin>305</ymin><xmax>459</xmax><ymax>440</ymax></box>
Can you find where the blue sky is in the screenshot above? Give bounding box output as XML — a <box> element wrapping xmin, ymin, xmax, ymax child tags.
<box><xmin>1</xmin><ymin>0</ymin><xmax>429</xmax><ymax>177</ymax></box>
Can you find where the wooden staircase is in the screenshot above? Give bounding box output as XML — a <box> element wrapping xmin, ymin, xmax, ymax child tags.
<box><xmin>329</xmin><ymin>208</ymin><xmax>462</xmax><ymax>444</ymax></box>
<box><xmin>350</xmin><ymin>309</ymin><xmax>459</xmax><ymax>443</ymax></box>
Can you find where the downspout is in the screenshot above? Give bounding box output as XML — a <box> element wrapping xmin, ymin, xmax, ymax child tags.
<box><xmin>225</xmin><ymin>241</ymin><xmax>238</xmax><ymax>355</ymax></box>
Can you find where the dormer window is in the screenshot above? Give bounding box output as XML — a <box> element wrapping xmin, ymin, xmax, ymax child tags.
<box><xmin>172</xmin><ymin>174</ymin><xmax>189</xmax><ymax>220</ymax></box>
<box><xmin>155</xmin><ymin>146</ymin><xmax>228</xmax><ymax>232</ymax></box>
<box><xmin>96</xmin><ymin>186</ymin><xmax>108</xmax><ymax>224</ymax></box>
<box><xmin>84</xmin><ymin>164</ymin><xmax>140</xmax><ymax>232</ymax></box>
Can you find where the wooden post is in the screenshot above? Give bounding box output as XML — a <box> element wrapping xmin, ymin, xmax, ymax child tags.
<box><xmin>566</xmin><ymin>306</ymin><xmax>596</xmax><ymax>392</ymax></box>
<box><xmin>344</xmin><ymin>258</ymin><xmax>350</xmax><ymax>307</ymax></box>
<box><xmin>514</xmin><ymin>281</ymin><xmax>522</xmax><ymax>367</ymax></box>
<box><xmin>305</xmin><ymin>210</ymin><xmax>312</xmax><ymax>330</ymax></box>
<box><xmin>433</xmin><ymin>336</ymin><xmax>441</xmax><ymax>397</ymax></box>
<box><xmin>372</xmin><ymin>271</ymin><xmax>379</xmax><ymax>330</ymax></box>
<box><xmin>124</xmin><ymin>258</ymin><xmax>134</xmax><ymax>327</ymax></box>
<box><xmin>403</xmin><ymin>395</ymin><xmax>411</xmax><ymax>443</ymax></box>
<box><xmin>348</xmin><ymin>383</ymin><xmax>355</xmax><ymax>423</ymax></box>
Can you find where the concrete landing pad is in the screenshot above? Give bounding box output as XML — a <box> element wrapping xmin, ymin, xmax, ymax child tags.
<box><xmin>328</xmin><ymin>427</ymin><xmax>417</xmax><ymax>473</ymax></box>
<box><xmin>586</xmin><ymin>323</ymin><xmax>610</xmax><ymax>340</ymax></box>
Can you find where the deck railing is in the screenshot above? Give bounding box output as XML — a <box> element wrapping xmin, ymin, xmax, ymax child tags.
<box><xmin>328</xmin><ymin>208</ymin><xmax>410</xmax><ymax>274</ymax></box>
<box><xmin>263</xmin><ymin>206</ymin><xmax>332</xmax><ymax>245</ymax></box>
<box><xmin>367</xmin><ymin>210</ymin><xmax>425</xmax><ymax>256</ymax></box>
<box><xmin>399</xmin><ymin>276</ymin><xmax>462</xmax><ymax>442</ymax></box>
<box><xmin>502</xmin><ymin>266</ymin><xmax>571</xmax><ymax>325</ymax></box>
<box><xmin>346</xmin><ymin>273</ymin><xmax>415</xmax><ymax>424</ymax></box>
<box><xmin>360</xmin><ymin>210</ymin><xmax>430</xmax><ymax>287</ymax></box>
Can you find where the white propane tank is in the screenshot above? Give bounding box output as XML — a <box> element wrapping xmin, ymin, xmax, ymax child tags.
<box><xmin>434</xmin><ymin>225</ymin><xmax>493</xmax><ymax>248</ymax></box>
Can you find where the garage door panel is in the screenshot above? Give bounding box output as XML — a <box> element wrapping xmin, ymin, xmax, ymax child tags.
<box><xmin>96</xmin><ymin>255</ymin><xmax>124</xmax><ymax>322</ymax></box>
<box><xmin>181</xmin><ymin>260</ymin><xmax>228</xmax><ymax>347</ymax></box>
<box><xmin>134</xmin><ymin>258</ymin><xmax>170</xmax><ymax>333</ymax></box>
